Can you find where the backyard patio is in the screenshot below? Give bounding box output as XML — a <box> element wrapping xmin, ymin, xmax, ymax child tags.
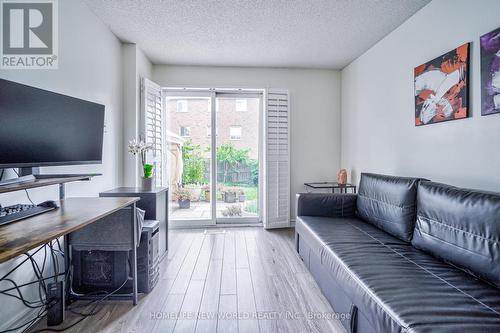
<box><xmin>167</xmin><ymin>138</ymin><xmax>260</xmax><ymax>221</ymax></box>
<box><xmin>170</xmin><ymin>200</ymin><xmax>258</xmax><ymax>219</ymax></box>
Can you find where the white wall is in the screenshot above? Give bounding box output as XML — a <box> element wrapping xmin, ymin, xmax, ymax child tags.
<box><xmin>122</xmin><ymin>44</ymin><xmax>153</xmax><ymax>186</ymax></box>
<box><xmin>341</xmin><ymin>0</ymin><xmax>500</xmax><ymax>190</ymax></box>
<box><xmin>0</xmin><ymin>0</ymin><xmax>123</xmax><ymax>329</ymax></box>
<box><xmin>153</xmin><ymin>65</ymin><xmax>341</xmax><ymax>218</ymax></box>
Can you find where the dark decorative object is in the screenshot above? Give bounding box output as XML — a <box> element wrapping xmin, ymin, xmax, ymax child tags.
<box><xmin>414</xmin><ymin>43</ymin><xmax>470</xmax><ymax>126</ymax></box>
<box><xmin>480</xmin><ymin>26</ymin><xmax>500</xmax><ymax>116</ymax></box>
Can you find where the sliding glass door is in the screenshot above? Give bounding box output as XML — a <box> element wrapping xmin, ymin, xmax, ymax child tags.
<box><xmin>165</xmin><ymin>90</ymin><xmax>262</xmax><ymax>227</ymax></box>
<box><xmin>165</xmin><ymin>92</ymin><xmax>214</xmax><ymax>226</ymax></box>
<box><xmin>215</xmin><ymin>94</ymin><xmax>261</xmax><ymax>223</ymax></box>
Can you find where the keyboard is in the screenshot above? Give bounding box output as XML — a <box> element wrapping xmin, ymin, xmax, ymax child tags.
<box><xmin>0</xmin><ymin>204</ymin><xmax>56</xmax><ymax>226</ymax></box>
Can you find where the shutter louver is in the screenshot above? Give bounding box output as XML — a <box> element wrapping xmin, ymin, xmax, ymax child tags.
<box><xmin>265</xmin><ymin>89</ymin><xmax>290</xmax><ymax>229</ymax></box>
<box><xmin>141</xmin><ymin>78</ymin><xmax>164</xmax><ymax>187</ymax></box>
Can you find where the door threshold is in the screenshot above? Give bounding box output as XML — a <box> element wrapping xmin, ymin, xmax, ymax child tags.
<box><xmin>170</xmin><ymin>223</ymin><xmax>263</xmax><ymax>230</ymax></box>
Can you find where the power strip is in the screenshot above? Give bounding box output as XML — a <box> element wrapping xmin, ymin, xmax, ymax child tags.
<box><xmin>47</xmin><ymin>281</ymin><xmax>65</xmax><ymax>326</ymax></box>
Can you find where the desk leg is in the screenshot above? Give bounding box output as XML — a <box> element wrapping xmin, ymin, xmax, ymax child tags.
<box><xmin>131</xmin><ymin>203</ymin><xmax>138</xmax><ymax>306</ymax></box>
<box><xmin>64</xmin><ymin>235</ymin><xmax>71</xmax><ymax>305</ymax></box>
<box><xmin>59</xmin><ymin>184</ymin><xmax>72</xmax><ymax>305</ymax></box>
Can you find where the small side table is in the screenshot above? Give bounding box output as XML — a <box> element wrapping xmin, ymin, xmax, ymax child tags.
<box><xmin>100</xmin><ymin>187</ymin><xmax>169</xmax><ymax>260</ymax></box>
<box><xmin>304</xmin><ymin>182</ymin><xmax>357</xmax><ymax>194</ymax></box>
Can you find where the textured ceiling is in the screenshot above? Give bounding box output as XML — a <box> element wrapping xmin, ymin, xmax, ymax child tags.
<box><xmin>83</xmin><ymin>0</ymin><xmax>430</xmax><ymax>69</ymax></box>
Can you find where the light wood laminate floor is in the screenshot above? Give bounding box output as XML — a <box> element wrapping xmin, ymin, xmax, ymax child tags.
<box><xmin>31</xmin><ymin>227</ymin><xmax>346</xmax><ymax>333</ymax></box>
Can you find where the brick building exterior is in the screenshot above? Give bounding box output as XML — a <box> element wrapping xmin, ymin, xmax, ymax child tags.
<box><xmin>166</xmin><ymin>97</ymin><xmax>260</xmax><ymax>159</ymax></box>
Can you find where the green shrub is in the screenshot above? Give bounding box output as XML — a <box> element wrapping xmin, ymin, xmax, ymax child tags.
<box><xmin>182</xmin><ymin>140</ymin><xmax>205</xmax><ymax>184</ymax></box>
<box><xmin>244</xmin><ymin>200</ymin><xmax>258</xmax><ymax>214</ymax></box>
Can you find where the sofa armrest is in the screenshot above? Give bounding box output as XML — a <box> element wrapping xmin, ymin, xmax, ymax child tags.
<box><xmin>296</xmin><ymin>193</ymin><xmax>357</xmax><ymax>218</ymax></box>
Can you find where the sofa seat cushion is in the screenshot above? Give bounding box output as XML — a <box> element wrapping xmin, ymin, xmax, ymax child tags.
<box><xmin>357</xmin><ymin>173</ymin><xmax>423</xmax><ymax>242</ymax></box>
<box><xmin>412</xmin><ymin>181</ymin><xmax>500</xmax><ymax>289</ymax></box>
<box><xmin>296</xmin><ymin>216</ymin><xmax>500</xmax><ymax>333</ymax></box>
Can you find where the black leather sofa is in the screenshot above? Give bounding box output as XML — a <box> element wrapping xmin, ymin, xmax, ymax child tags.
<box><xmin>295</xmin><ymin>173</ymin><xmax>500</xmax><ymax>332</ymax></box>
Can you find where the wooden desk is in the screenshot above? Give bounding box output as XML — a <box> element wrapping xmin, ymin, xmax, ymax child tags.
<box><xmin>0</xmin><ymin>177</ymin><xmax>141</xmax><ymax>331</ymax></box>
<box><xmin>0</xmin><ymin>197</ymin><xmax>139</xmax><ymax>264</ymax></box>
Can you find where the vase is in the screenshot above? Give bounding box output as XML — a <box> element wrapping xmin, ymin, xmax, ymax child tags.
<box><xmin>141</xmin><ymin>177</ymin><xmax>153</xmax><ymax>191</ymax></box>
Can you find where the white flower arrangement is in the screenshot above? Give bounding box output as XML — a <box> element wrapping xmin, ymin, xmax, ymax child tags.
<box><xmin>128</xmin><ymin>138</ymin><xmax>153</xmax><ymax>177</ymax></box>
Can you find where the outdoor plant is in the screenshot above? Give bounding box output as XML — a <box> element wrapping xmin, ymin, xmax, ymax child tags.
<box><xmin>181</xmin><ymin>140</ymin><xmax>205</xmax><ymax>184</ymax></box>
<box><xmin>128</xmin><ymin>138</ymin><xmax>153</xmax><ymax>178</ymax></box>
<box><xmin>173</xmin><ymin>188</ymin><xmax>193</xmax><ymax>201</ymax></box>
<box><xmin>223</xmin><ymin>186</ymin><xmax>238</xmax><ymax>203</ymax></box>
<box><xmin>202</xmin><ymin>184</ymin><xmax>210</xmax><ymax>202</ymax></box>
<box><xmin>237</xmin><ymin>189</ymin><xmax>246</xmax><ymax>202</ymax></box>
<box><xmin>216</xmin><ymin>143</ymin><xmax>251</xmax><ymax>183</ymax></box>
<box><xmin>247</xmin><ymin>159</ymin><xmax>259</xmax><ymax>186</ymax></box>
<box><xmin>244</xmin><ymin>201</ymin><xmax>258</xmax><ymax>214</ymax></box>
<box><xmin>185</xmin><ymin>183</ymin><xmax>202</xmax><ymax>201</ymax></box>
<box><xmin>173</xmin><ymin>188</ymin><xmax>193</xmax><ymax>209</ymax></box>
<box><xmin>217</xmin><ymin>185</ymin><xmax>226</xmax><ymax>201</ymax></box>
<box><xmin>222</xmin><ymin>205</ymin><xmax>242</xmax><ymax>217</ymax></box>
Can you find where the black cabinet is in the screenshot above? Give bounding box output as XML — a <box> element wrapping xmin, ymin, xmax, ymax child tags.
<box><xmin>100</xmin><ymin>187</ymin><xmax>168</xmax><ymax>259</ymax></box>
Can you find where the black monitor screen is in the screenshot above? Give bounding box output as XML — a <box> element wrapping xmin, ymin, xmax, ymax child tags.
<box><xmin>0</xmin><ymin>79</ymin><xmax>105</xmax><ymax>168</ymax></box>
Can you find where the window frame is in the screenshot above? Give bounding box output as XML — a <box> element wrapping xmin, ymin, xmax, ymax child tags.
<box><xmin>207</xmin><ymin>126</ymin><xmax>218</xmax><ymax>137</ymax></box>
<box><xmin>180</xmin><ymin>126</ymin><xmax>191</xmax><ymax>137</ymax></box>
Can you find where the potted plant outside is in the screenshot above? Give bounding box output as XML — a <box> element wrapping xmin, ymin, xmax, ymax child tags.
<box><xmin>174</xmin><ymin>188</ymin><xmax>193</xmax><ymax>209</ymax></box>
<box><xmin>128</xmin><ymin>138</ymin><xmax>154</xmax><ymax>190</ymax></box>
<box><xmin>202</xmin><ymin>185</ymin><xmax>210</xmax><ymax>202</ymax></box>
<box><xmin>217</xmin><ymin>185</ymin><xmax>226</xmax><ymax>201</ymax></box>
<box><xmin>223</xmin><ymin>187</ymin><xmax>237</xmax><ymax>203</ymax></box>
<box><xmin>238</xmin><ymin>189</ymin><xmax>246</xmax><ymax>202</ymax></box>
<box><xmin>185</xmin><ymin>184</ymin><xmax>202</xmax><ymax>202</ymax></box>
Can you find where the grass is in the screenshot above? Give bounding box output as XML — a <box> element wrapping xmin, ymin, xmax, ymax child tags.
<box><xmin>244</xmin><ymin>200</ymin><xmax>258</xmax><ymax>214</ymax></box>
<box><xmin>241</xmin><ymin>186</ymin><xmax>258</xmax><ymax>201</ymax></box>
<box><xmin>184</xmin><ymin>182</ymin><xmax>258</xmax><ymax>201</ymax></box>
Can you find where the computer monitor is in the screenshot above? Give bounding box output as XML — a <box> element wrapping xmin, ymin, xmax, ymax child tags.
<box><xmin>0</xmin><ymin>79</ymin><xmax>105</xmax><ymax>169</ymax></box>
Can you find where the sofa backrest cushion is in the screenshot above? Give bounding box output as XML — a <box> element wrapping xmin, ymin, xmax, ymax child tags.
<box><xmin>412</xmin><ymin>181</ymin><xmax>500</xmax><ymax>288</ymax></box>
<box><xmin>357</xmin><ymin>173</ymin><xmax>422</xmax><ymax>242</ymax></box>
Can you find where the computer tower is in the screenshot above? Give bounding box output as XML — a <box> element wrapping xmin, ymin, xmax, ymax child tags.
<box><xmin>72</xmin><ymin>249</ymin><xmax>129</xmax><ymax>294</ymax></box>
<box><xmin>71</xmin><ymin>220</ymin><xmax>160</xmax><ymax>294</ymax></box>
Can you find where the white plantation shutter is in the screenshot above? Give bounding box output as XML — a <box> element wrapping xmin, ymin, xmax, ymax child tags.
<box><xmin>141</xmin><ymin>78</ymin><xmax>165</xmax><ymax>186</ymax></box>
<box><xmin>264</xmin><ymin>89</ymin><xmax>290</xmax><ymax>229</ymax></box>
